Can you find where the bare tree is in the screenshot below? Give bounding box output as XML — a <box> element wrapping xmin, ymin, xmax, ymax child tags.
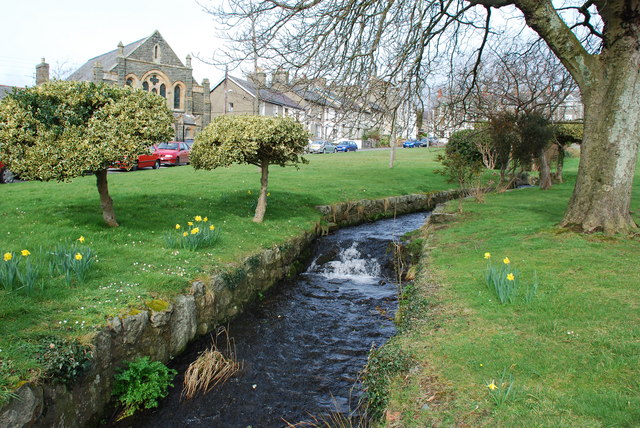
<box><xmin>206</xmin><ymin>0</ymin><xmax>639</xmax><ymax>234</ymax></box>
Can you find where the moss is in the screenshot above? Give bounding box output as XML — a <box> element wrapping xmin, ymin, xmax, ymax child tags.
<box><xmin>145</xmin><ymin>299</ymin><xmax>170</xmax><ymax>313</ymax></box>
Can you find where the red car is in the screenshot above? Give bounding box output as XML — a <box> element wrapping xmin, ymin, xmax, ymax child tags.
<box><xmin>110</xmin><ymin>148</ymin><xmax>161</xmax><ymax>171</ymax></box>
<box><xmin>154</xmin><ymin>141</ymin><xmax>191</xmax><ymax>166</ymax></box>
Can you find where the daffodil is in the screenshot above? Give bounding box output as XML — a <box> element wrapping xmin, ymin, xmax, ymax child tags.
<box><xmin>503</xmin><ymin>257</ymin><xmax>510</xmax><ymax>265</ymax></box>
<box><xmin>75</xmin><ymin>253</ymin><xmax>83</xmax><ymax>261</ymax></box>
<box><xmin>78</xmin><ymin>236</ymin><xmax>85</xmax><ymax>243</ymax></box>
<box><xmin>247</xmin><ymin>190</ymin><xmax>252</xmax><ymax>195</ymax></box>
<box><xmin>191</xmin><ymin>228</ymin><xmax>199</xmax><ymax>235</ymax></box>
<box><xmin>484</xmin><ymin>252</ymin><xmax>491</xmax><ymax>259</ymax></box>
<box><xmin>487</xmin><ymin>381</ymin><xmax>497</xmax><ymax>391</ymax></box>
<box><xmin>195</xmin><ymin>216</ymin><xmax>202</xmax><ymax>222</ymax></box>
<box><xmin>21</xmin><ymin>250</ymin><xmax>31</xmax><ymax>257</ymax></box>
<box><xmin>3</xmin><ymin>252</ymin><xmax>12</xmax><ymax>262</ymax></box>
<box><xmin>188</xmin><ymin>221</ymin><xmax>194</xmax><ymax>226</ymax></box>
<box><xmin>182</xmin><ymin>232</ymin><xmax>188</xmax><ymax>237</ymax></box>
<box><xmin>507</xmin><ymin>273</ymin><xmax>515</xmax><ymax>281</ymax></box>
<box><xmin>203</xmin><ymin>217</ymin><xmax>208</xmax><ymax>222</ymax></box>
<box><xmin>175</xmin><ymin>224</ymin><xmax>181</xmax><ymax>230</ymax></box>
<box><xmin>267</xmin><ymin>192</ymin><xmax>270</xmax><ymax>197</ymax></box>
<box><xmin>209</xmin><ymin>225</ymin><xmax>215</xmax><ymax>231</ymax></box>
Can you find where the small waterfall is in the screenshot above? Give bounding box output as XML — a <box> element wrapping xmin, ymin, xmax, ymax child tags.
<box><xmin>312</xmin><ymin>242</ymin><xmax>381</xmax><ymax>283</ymax></box>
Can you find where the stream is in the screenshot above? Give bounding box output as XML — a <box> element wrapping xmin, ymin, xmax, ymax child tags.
<box><xmin>112</xmin><ymin>211</ymin><xmax>430</xmax><ymax>427</ymax></box>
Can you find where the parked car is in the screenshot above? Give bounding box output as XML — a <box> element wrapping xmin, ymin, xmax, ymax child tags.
<box><xmin>308</xmin><ymin>140</ymin><xmax>336</xmax><ymax>154</ymax></box>
<box><xmin>402</xmin><ymin>140</ymin><xmax>421</xmax><ymax>148</ymax></box>
<box><xmin>110</xmin><ymin>148</ymin><xmax>161</xmax><ymax>171</ymax></box>
<box><xmin>154</xmin><ymin>141</ymin><xmax>191</xmax><ymax>166</ymax></box>
<box><xmin>335</xmin><ymin>141</ymin><xmax>358</xmax><ymax>152</ymax></box>
<box><xmin>0</xmin><ymin>161</ymin><xmax>14</xmax><ymax>183</ymax></box>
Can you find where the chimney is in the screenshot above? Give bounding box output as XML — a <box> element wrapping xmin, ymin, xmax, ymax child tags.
<box><xmin>186</xmin><ymin>54</ymin><xmax>192</xmax><ymax>69</ymax></box>
<box><xmin>117</xmin><ymin>41</ymin><xmax>124</xmax><ymax>57</ymax></box>
<box><xmin>92</xmin><ymin>61</ymin><xmax>103</xmax><ymax>83</ymax></box>
<box><xmin>36</xmin><ymin>58</ymin><xmax>49</xmax><ymax>85</ymax></box>
<box><xmin>249</xmin><ymin>66</ymin><xmax>267</xmax><ymax>87</ymax></box>
<box><xmin>272</xmin><ymin>68</ymin><xmax>289</xmax><ymax>86</ymax></box>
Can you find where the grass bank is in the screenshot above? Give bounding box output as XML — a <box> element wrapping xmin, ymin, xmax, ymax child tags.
<box><xmin>385</xmin><ymin>157</ymin><xmax>640</xmax><ymax>426</ymax></box>
<box><xmin>0</xmin><ymin>148</ymin><xmax>448</xmax><ymax>400</ymax></box>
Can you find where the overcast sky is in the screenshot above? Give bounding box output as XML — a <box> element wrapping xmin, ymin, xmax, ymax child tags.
<box><xmin>0</xmin><ymin>0</ymin><xmax>227</xmax><ymax>88</ymax></box>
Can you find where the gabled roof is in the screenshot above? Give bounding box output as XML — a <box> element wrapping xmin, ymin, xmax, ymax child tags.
<box><xmin>67</xmin><ymin>36</ymin><xmax>147</xmax><ymax>81</ymax></box>
<box><xmin>67</xmin><ymin>30</ymin><xmax>188</xmax><ymax>82</ymax></box>
<box><xmin>214</xmin><ymin>75</ymin><xmax>302</xmax><ymax>110</ymax></box>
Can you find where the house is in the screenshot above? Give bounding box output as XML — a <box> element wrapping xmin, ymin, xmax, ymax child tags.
<box><xmin>210</xmin><ymin>71</ymin><xmax>303</xmax><ymax>120</ymax></box>
<box><xmin>66</xmin><ymin>31</ymin><xmax>210</xmax><ymax>141</ymax></box>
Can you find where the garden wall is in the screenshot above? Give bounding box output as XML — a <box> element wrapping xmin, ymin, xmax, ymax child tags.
<box><xmin>0</xmin><ymin>190</ymin><xmax>459</xmax><ymax>427</ymax></box>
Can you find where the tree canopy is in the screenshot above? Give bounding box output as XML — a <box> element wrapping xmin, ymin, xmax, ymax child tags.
<box><xmin>191</xmin><ymin>115</ymin><xmax>309</xmax><ymax>222</ymax></box>
<box><xmin>0</xmin><ymin>81</ymin><xmax>175</xmax><ymax>226</ymax></box>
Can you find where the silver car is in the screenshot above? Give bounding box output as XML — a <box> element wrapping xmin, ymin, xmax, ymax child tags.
<box><xmin>308</xmin><ymin>140</ymin><xmax>337</xmax><ymax>154</ymax></box>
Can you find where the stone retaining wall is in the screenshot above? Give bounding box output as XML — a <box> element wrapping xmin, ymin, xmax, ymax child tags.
<box><xmin>0</xmin><ymin>190</ymin><xmax>458</xmax><ymax>427</ymax></box>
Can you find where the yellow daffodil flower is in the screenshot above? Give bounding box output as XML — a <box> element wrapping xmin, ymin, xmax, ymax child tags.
<box><xmin>209</xmin><ymin>225</ymin><xmax>215</xmax><ymax>231</ymax></box>
<box><xmin>75</xmin><ymin>253</ymin><xmax>83</xmax><ymax>261</ymax></box>
<box><xmin>248</xmin><ymin>190</ymin><xmax>252</xmax><ymax>195</ymax></box>
<box><xmin>195</xmin><ymin>216</ymin><xmax>202</xmax><ymax>222</ymax></box>
<box><xmin>175</xmin><ymin>224</ymin><xmax>181</xmax><ymax>230</ymax></box>
<box><xmin>503</xmin><ymin>257</ymin><xmax>510</xmax><ymax>265</ymax></box>
<box><xmin>487</xmin><ymin>381</ymin><xmax>497</xmax><ymax>391</ymax></box>
<box><xmin>3</xmin><ymin>252</ymin><xmax>12</xmax><ymax>262</ymax></box>
<box><xmin>188</xmin><ymin>221</ymin><xmax>194</xmax><ymax>226</ymax></box>
<box><xmin>267</xmin><ymin>192</ymin><xmax>271</xmax><ymax>197</ymax></box>
<box><xmin>78</xmin><ymin>236</ymin><xmax>85</xmax><ymax>243</ymax></box>
<box><xmin>191</xmin><ymin>228</ymin><xmax>199</xmax><ymax>235</ymax></box>
<box><xmin>507</xmin><ymin>273</ymin><xmax>515</xmax><ymax>281</ymax></box>
<box><xmin>21</xmin><ymin>250</ymin><xmax>31</xmax><ymax>257</ymax></box>
<box><xmin>484</xmin><ymin>252</ymin><xmax>491</xmax><ymax>259</ymax></box>
<box><xmin>203</xmin><ymin>217</ymin><xmax>208</xmax><ymax>222</ymax></box>
<box><xmin>182</xmin><ymin>232</ymin><xmax>188</xmax><ymax>237</ymax></box>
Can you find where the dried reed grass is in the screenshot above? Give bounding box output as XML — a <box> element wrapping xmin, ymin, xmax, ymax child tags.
<box><xmin>181</xmin><ymin>328</ymin><xmax>241</xmax><ymax>400</ymax></box>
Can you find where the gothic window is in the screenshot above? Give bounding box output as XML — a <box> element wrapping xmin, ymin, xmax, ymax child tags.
<box><xmin>160</xmin><ymin>84</ymin><xmax>166</xmax><ymax>98</ymax></box>
<box><xmin>142</xmin><ymin>81</ymin><xmax>149</xmax><ymax>91</ymax></box>
<box><xmin>173</xmin><ymin>85</ymin><xmax>181</xmax><ymax>109</ymax></box>
<box><xmin>152</xmin><ymin>88</ymin><xmax>157</xmax><ymax>94</ymax></box>
<box><xmin>126</xmin><ymin>78</ymin><xmax>133</xmax><ymax>87</ymax></box>
<box><xmin>154</xmin><ymin>44</ymin><xmax>160</xmax><ymax>61</ymax></box>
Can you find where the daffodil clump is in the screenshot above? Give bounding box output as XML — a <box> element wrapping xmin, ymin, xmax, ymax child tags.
<box><xmin>0</xmin><ymin>249</ymin><xmax>37</xmax><ymax>292</ymax></box>
<box><xmin>165</xmin><ymin>216</ymin><xmax>220</xmax><ymax>251</ymax></box>
<box><xmin>1</xmin><ymin>237</ymin><xmax>95</xmax><ymax>291</ymax></box>
<box><xmin>48</xmin><ymin>236</ymin><xmax>96</xmax><ymax>287</ymax></box>
<box><xmin>483</xmin><ymin>253</ymin><xmax>538</xmax><ymax>304</ymax></box>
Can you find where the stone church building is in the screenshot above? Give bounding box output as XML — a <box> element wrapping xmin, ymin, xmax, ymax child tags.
<box><xmin>66</xmin><ymin>31</ymin><xmax>210</xmax><ymax>141</ymax></box>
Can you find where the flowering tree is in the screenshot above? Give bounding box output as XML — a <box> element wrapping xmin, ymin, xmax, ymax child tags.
<box><xmin>190</xmin><ymin>115</ymin><xmax>309</xmax><ymax>223</ymax></box>
<box><xmin>0</xmin><ymin>81</ymin><xmax>174</xmax><ymax>227</ymax></box>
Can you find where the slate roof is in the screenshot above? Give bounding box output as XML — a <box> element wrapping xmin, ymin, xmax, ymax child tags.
<box><xmin>67</xmin><ymin>37</ymin><xmax>147</xmax><ymax>81</ymax></box>
<box><xmin>0</xmin><ymin>84</ymin><xmax>23</xmax><ymax>100</ymax></box>
<box><xmin>228</xmin><ymin>76</ymin><xmax>302</xmax><ymax>110</ymax></box>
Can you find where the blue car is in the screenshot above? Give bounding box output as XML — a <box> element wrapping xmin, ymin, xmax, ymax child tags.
<box><xmin>402</xmin><ymin>140</ymin><xmax>421</xmax><ymax>148</ymax></box>
<box><xmin>335</xmin><ymin>141</ymin><xmax>358</xmax><ymax>152</ymax></box>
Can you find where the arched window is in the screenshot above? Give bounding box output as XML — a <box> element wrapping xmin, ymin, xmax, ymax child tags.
<box><xmin>152</xmin><ymin>88</ymin><xmax>157</xmax><ymax>94</ymax></box>
<box><xmin>160</xmin><ymin>84</ymin><xmax>166</xmax><ymax>98</ymax></box>
<box><xmin>154</xmin><ymin>45</ymin><xmax>160</xmax><ymax>60</ymax></box>
<box><xmin>173</xmin><ymin>85</ymin><xmax>181</xmax><ymax>109</ymax></box>
<box><xmin>126</xmin><ymin>78</ymin><xmax>133</xmax><ymax>87</ymax></box>
<box><xmin>142</xmin><ymin>81</ymin><xmax>149</xmax><ymax>91</ymax></box>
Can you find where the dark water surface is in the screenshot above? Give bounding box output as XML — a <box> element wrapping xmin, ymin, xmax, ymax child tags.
<box><xmin>112</xmin><ymin>212</ymin><xmax>429</xmax><ymax>428</ymax></box>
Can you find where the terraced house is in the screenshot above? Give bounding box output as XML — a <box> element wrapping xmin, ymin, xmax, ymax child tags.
<box><xmin>65</xmin><ymin>30</ymin><xmax>211</xmax><ymax>142</ymax></box>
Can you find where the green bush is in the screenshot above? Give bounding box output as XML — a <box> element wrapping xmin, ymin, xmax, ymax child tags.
<box><xmin>445</xmin><ymin>129</ymin><xmax>488</xmax><ymax>166</ymax></box>
<box><xmin>36</xmin><ymin>337</ymin><xmax>93</xmax><ymax>384</ymax></box>
<box><xmin>112</xmin><ymin>357</ymin><xmax>177</xmax><ymax>419</ymax></box>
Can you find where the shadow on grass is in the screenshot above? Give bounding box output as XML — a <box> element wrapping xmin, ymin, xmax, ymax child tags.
<box><xmin>63</xmin><ymin>191</ymin><xmax>326</xmax><ymax>231</ymax></box>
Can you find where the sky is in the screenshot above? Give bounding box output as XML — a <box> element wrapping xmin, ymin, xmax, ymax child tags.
<box><xmin>0</xmin><ymin>0</ymin><xmax>228</xmax><ymax>88</ymax></box>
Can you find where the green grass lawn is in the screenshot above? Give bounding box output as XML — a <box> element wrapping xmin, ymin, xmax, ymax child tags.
<box><xmin>0</xmin><ymin>148</ymin><xmax>449</xmax><ymax>398</ymax></box>
<box><xmin>386</xmin><ymin>157</ymin><xmax>640</xmax><ymax>427</ymax></box>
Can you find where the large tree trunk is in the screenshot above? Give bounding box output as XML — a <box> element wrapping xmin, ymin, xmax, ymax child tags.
<box><xmin>538</xmin><ymin>147</ymin><xmax>552</xmax><ymax>190</ymax></box>
<box><xmin>554</xmin><ymin>144</ymin><xmax>564</xmax><ymax>184</ymax></box>
<box><xmin>95</xmin><ymin>169</ymin><xmax>119</xmax><ymax>227</ymax></box>
<box><xmin>253</xmin><ymin>160</ymin><xmax>269</xmax><ymax>223</ymax></box>
<box><xmin>561</xmin><ymin>58</ymin><xmax>640</xmax><ymax>234</ymax></box>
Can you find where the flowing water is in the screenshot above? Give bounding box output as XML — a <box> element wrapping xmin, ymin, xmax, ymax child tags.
<box><xmin>112</xmin><ymin>212</ymin><xmax>430</xmax><ymax>427</ymax></box>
